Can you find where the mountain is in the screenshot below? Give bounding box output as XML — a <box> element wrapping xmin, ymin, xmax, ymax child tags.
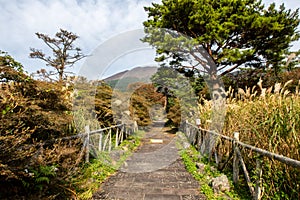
<box><xmin>103</xmin><ymin>70</ymin><xmax>129</xmax><ymax>82</ymax></box>
<box><xmin>103</xmin><ymin>66</ymin><xmax>158</xmax><ymax>91</ymax></box>
<box><xmin>103</xmin><ymin>66</ymin><xmax>158</xmax><ymax>82</ymax></box>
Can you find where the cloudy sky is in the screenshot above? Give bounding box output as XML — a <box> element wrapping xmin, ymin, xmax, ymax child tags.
<box><xmin>1</xmin><ymin>0</ymin><xmax>299</xmax><ymax>77</ymax></box>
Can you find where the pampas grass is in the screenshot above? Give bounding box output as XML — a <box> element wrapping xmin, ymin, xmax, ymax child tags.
<box><xmin>198</xmin><ymin>79</ymin><xmax>300</xmax><ymax>199</ymax></box>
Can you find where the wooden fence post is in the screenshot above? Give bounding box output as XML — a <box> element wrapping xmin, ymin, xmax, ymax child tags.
<box><xmin>196</xmin><ymin>128</ymin><xmax>202</xmax><ymax>151</ymax></box>
<box><xmin>98</xmin><ymin>131</ymin><xmax>102</xmax><ymax>151</ymax></box>
<box><xmin>214</xmin><ymin>150</ymin><xmax>219</xmax><ymax>166</ymax></box>
<box><xmin>236</xmin><ymin>148</ymin><xmax>255</xmax><ymax>196</ymax></box>
<box><xmin>115</xmin><ymin>128</ymin><xmax>119</xmax><ymax>148</ymax></box>
<box><xmin>233</xmin><ymin>132</ymin><xmax>239</xmax><ymax>184</ymax></box>
<box><xmin>185</xmin><ymin>120</ymin><xmax>190</xmax><ymax>141</ymax></box>
<box><xmin>125</xmin><ymin>124</ymin><xmax>128</xmax><ymax>137</ymax></box>
<box><xmin>195</xmin><ymin>119</ymin><xmax>201</xmax><ymax>150</ymax></box>
<box><xmin>108</xmin><ymin>129</ymin><xmax>112</xmax><ymax>151</ymax></box>
<box><xmin>133</xmin><ymin>121</ymin><xmax>138</xmax><ymax>132</ymax></box>
<box><xmin>85</xmin><ymin>125</ymin><xmax>90</xmax><ymax>163</ymax></box>
<box><xmin>103</xmin><ymin>132</ymin><xmax>108</xmax><ymax>150</ymax></box>
<box><xmin>196</xmin><ymin>118</ymin><xmax>201</xmax><ymax>128</ymax></box>
<box><xmin>254</xmin><ymin>155</ymin><xmax>263</xmax><ymax>200</ymax></box>
<box><xmin>120</xmin><ymin>126</ymin><xmax>124</xmax><ymax>143</ymax></box>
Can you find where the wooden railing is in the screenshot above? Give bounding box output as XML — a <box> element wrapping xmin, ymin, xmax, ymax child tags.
<box><xmin>83</xmin><ymin>123</ymin><xmax>137</xmax><ymax>162</ymax></box>
<box><xmin>37</xmin><ymin>122</ymin><xmax>138</xmax><ymax>163</ymax></box>
<box><xmin>183</xmin><ymin>121</ymin><xmax>300</xmax><ymax>200</ymax></box>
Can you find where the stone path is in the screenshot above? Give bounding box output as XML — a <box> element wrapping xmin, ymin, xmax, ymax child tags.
<box><xmin>92</xmin><ymin>123</ymin><xmax>206</xmax><ymax>200</ymax></box>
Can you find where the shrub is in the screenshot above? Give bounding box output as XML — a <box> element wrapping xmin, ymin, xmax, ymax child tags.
<box><xmin>0</xmin><ymin>65</ymin><xmax>81</xmax><ymax>199</ymax></box>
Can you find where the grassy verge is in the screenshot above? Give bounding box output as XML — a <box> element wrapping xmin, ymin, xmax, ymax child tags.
<box><xmin>72</xmin><ymin>130</ymin><xmax>144</xmax><ymax>199</ymax></box>
<box><xmin>177</xmin><ymin>136</ymin><xmax>248</xmax><ymax>200</ymax></box>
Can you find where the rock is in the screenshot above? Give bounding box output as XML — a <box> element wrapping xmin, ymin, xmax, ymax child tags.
<box><xmin>112</xmin><ymin>99</ymin><xmax>122</xmax><ymax>106</ymax></box>
<box><xmin>210</xmin><ymin>166</ymin><xmax>217</xmax><ymax>173</ymax></box>
<box><xmin>196</xmin><ymin>162</ymin><xmax>205</xmax><ymax>172</ymax></box>
<box><xmin>123</xmin><ymin>110</ymin><xmax>130</xmax><ymax>116</ymax></box>
<box><xmin>182</xmin><ymin>141</ymin><xmax>190</xmax><ymax>149</ymax></box>
<box><xmin>211</xmin><ymin>174</ymin><xmax>230</xmax><ymax>193</ymax></box>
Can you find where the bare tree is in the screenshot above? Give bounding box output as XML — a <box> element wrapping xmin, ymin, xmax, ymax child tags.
<box><xmin>30</xmin><ymin>29</ymin><xmax>86</xmax><ymax>81</ymax></box>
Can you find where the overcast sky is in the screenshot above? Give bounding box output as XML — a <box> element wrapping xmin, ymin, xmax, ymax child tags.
<box><xmin>1</xmin><ymin>0</ymin><xmax>299</xmax><ymax>76</ymax></box>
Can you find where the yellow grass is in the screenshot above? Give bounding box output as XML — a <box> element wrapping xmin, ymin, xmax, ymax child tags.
<box><xmin>198</xmin><ymin>80</ymin><xmax>300</xmax><ymax>198</ymax></box>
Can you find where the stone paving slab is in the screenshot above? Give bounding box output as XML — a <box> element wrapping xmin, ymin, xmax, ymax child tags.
<box><xmin>92</xmin><ymin>124</ymin><xmax>206</xmax><ymax>200</ymax></box>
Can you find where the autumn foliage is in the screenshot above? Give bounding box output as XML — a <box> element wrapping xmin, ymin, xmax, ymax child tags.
<box><xmin>129</xmin><ymin>82</ymin><xmax>166</xmax><ymax>127</ymax></box>
<box><xmin>0</xmin><ymin>59</ymin><xmax>81</xmax><ymax>198</ymax></box>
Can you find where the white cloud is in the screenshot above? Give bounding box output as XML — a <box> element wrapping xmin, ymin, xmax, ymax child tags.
<box><xmin>0</xmin><ymin>0</ymin><xmax>299</xmax><ymax>75</ymax></box>
<box><xmin>0</xmin><ymin>0</ymin><xmax>155</xmax><ymax>73</ymax></box>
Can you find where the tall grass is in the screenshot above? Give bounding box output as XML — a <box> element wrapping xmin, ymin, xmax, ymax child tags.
<box><xmin>198</xmin><ymin>80</ymin><xmax>300</xmax><ymax>199</ymax></box>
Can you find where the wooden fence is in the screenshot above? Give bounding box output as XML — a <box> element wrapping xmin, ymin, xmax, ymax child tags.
<box><xmin>38</xmin><ymin>122</ymin><xmax>138</xmax><ymax>163</ymax></box>
<box><xmin>183</xmin><ymin>121</ymin><xmax>300</xmax><ymax>200</ymax></box>
<box><xmin>82</xmin><ymin>123</ymin><xmax>137</xmax><ymax>162</ymax></box>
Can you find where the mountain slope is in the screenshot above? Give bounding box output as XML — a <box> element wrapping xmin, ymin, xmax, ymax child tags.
<box><xmin>104</xmin><ymin>66</ymin><xmax>158</xmax><ymax>91</ymax></box>
<box><xmin>104</xmin><ymin>66</ymin><xmax>157</xmax><ymax>82</ymax></box>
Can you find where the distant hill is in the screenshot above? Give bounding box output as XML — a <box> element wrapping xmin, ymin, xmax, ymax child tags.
<box><xmin>103</xmin><ymin>70</ymin><xmax>129</xmax><ymax>82</ymax></box>
<box><xmin>104</xmin><ymin>66</ymin><xmax>157</xmax><ymax>82</ymax></box>
<box><xmin>104</xmin><ymin>66</ymin><xmax>158</xmax><ymax>91</ymax></box>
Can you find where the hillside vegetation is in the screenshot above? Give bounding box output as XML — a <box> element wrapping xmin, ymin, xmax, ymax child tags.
<box><xmin>1</xmin><ymin>48</ymin><xmax>300</xmax><ymax>199</ymax></box>
<box><xmin>199</xmin><ymin>77</ymin><xmax>300</xmax><ymax>199</ymax></box>
<box><xmin>0</xmin><ymin>57</ymin><xmax>164</xmax><ymax>199</ymax></box>
<box><xmin>0</xmin><ymin>69</ymin><xmax>80</xmax><ymax>198</ymax></box>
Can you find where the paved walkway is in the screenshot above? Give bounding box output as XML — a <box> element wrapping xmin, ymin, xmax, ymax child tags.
<box><xmin>92</xmin><ymin>123</ymin><xmax>206</xmax><ymax>200</ymax></box>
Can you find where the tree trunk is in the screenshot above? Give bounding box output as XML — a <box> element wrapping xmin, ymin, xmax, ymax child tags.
<box><xmin>201</xmin><ymin>73</ymin><xmax>226</xmax><ymax>157</ymax></box>
<box><xmin>58</xmin><ymin>68</ymin><xmax>64</xmax><ymax>82</ymax></box>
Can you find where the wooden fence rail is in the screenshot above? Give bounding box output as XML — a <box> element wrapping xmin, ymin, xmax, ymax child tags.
<box><xmin>183</xmin><ymin>121</ymin><xmax>300</xmax><ymax>200</ymax></box>
<box><xmin>35</xmin><ymin>122</ymin><xmax>138</xmax><ymax>163</ymax></box>
<box><xmin>82</xmin><ymin>123</ymin><xmax>137</xmax><ymax>163</ymax></box>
